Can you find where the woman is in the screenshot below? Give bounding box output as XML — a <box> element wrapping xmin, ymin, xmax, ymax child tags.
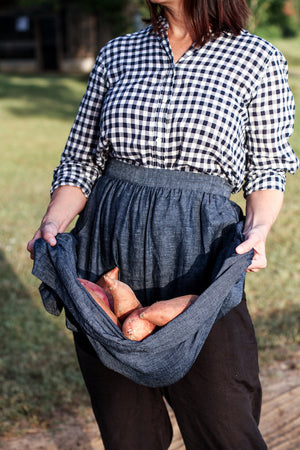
<box><xmin>28</xmin><ymin>0</ymin><xmax>299</xmax><ymax>448</ymax></box>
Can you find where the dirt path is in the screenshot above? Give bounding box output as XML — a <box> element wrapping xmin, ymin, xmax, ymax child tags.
<box><xmin>1</xmin><ymin>351</ymin><xmax>300</xmax><ymax>450</ymax></box>
<box><xmin>259</xmin><ymin>351</ymin><xmax>300</xmax><ymax>450</ymax></box>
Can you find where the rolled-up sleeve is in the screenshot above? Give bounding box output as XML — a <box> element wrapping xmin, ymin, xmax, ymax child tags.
<box><xmin>51</xmin><ymin>52</ymin><xmax>108</xmax><ymax>198</ymax></box>
<box><xmin>243</xmin><ymin>49</ymin><xmax>299</xmax><ymax>197</ymax></box>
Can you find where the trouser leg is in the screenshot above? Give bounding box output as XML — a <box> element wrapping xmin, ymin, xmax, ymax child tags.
<box><xmin>164</xmin><ymin>294</ymin><xmax>267</xmax><ymax>450</ymax></box>
<box><xmin>73</xmin><ymin>332</ymin><xmax>173</xmax><ymax>450</ymax></box>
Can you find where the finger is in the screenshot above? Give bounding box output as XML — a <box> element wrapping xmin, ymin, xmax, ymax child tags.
<box><xmin>27</xmin><ymin>230</ymin><xmax>42</xmax><ymax>259</ymax></box>
<box><xmin>27</xmin><ymin>244</ymin><xmax>35</xmax><ymax>260</ymax></box>
<box><xmin>42</xmin><ymin>231</ymin><xmax>57</xmax><ymax>246</ymax></box>
<box><xmin>40</xmin><ymin>222</ymin><xmax>58</xmax><ymax>246</ymax></box>
<box><xmin>235</xmin><ymin>235</ymin><xmax>257</xmax><ymax>255</ymax></box>
<box><xmin>246</xmin><ymin>267</ymin><xmax>260</xmax><ymax>273</ymax></box>
<box><xmin>246</xmin><ymin>255</ymin><xmax>267</xmax><ymax>272</ymax></box>
<box><xmin>27</xmin><ymin>222</ymin><xmax>58</xmax><ymax>260</ymax></box>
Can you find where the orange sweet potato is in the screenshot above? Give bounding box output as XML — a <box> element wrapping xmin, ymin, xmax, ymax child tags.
<box><xmin>78</xmin><ymin>278</ymin><xmax>110</xmax><ymax>308</ymax></box>
<box><xmin>139</xmin><ymin>294</ymin><xmax>198</xmax><ymax>326</ymax></box>
<box><xmin>78</xmin><ymin>278</ymin><xmax>121</xmax><ymax>328</ymax></box>
<box><xmin>96</xmin><ymin>267</ymin><xmax>119</xmax><ymax>311</ymax></box>
<box><xmin>103</xmin><ymin>276</ymin><xmax>142</xmax><ymax>321</ymax></box>
<box><xmin>97</xmin><ymin>267</ymin><xmax>119</xmax><ymax>285</ymax></box>
<box><xmin>122</xmin><ymin>308</ymin><xmax>156</xmax><ymax>341</ymax></box>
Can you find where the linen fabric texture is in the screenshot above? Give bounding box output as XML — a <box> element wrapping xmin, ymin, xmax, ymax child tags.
<box><xmin>33</xmin><ymin>160</ymin><xmax>253</xmax><ymax>388</ymax></box>
<box><xmin>50</xmin><ymin>19</ymin><xmax>298</xmax><ymax>198</ymax></box>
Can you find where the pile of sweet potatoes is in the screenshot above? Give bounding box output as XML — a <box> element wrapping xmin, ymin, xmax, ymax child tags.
<box><xmin>78</xmin><ymin>268</ymin><xmax>197</xmax><ymax>341</ymax></box>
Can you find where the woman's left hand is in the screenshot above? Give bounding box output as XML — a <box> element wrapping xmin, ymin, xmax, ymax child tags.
<box><xmin>234</xmin><ymin>189</ymin><xmax>284</xmax><ymax>273</ymax></box>
<box><xmin>235</xmin><ymin>226</ymin><xmax>267</xmax><ymax>272</ymax></box>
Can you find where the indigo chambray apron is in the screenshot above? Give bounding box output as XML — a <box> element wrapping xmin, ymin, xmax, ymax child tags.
<box><xmin>33</xmin><ymin>159</ymin><xmax>253</xmax><ymax>387</ymax></box>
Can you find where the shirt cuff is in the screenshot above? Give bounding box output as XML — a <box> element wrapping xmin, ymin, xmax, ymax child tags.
<box><xmin>243</xmin><ymin>170</ymin><xmax>286</xmax><ymax>197</ymax></box>
<box><xmin>50</xmin><ymin>163</ymin><xmax>100</xmax><ymax>198</ymax></box>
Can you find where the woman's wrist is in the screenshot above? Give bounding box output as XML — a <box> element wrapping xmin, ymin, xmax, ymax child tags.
<box><xmin>244</xmin><ymin>190</ymin><xmax>284</xmax><ymax>235</ymax></box>
<box><xmin>42</xmin><ymin>185</ymin><xmax>87</xmax><ymax>232</ymax></box>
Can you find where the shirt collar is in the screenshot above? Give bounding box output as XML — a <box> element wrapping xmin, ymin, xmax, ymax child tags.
<box><xmin>157</xmin><ymin>16</ymin><xmax>169</xmax><ymax>35</ymax></box>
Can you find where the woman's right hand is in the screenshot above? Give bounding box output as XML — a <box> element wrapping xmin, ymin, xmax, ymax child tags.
<box><xmin>27</xmin><ymin>220</ymin><xmax>59</xmax><ymax>260</ymax></box>
<box><xmin>26</xmin><ymin>185</ymin><xmax>88</xmax><ymax>260</ymax></box>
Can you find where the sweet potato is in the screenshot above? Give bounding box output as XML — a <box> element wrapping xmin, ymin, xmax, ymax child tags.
<box><xmin>96</xmin><ymin>267</ymin><xmax>119</xmax><ymax>311</ymax></box>
<box><xmin>122</xmin><ymin>308</ymin><xmax>156</xmax><ymax>341</ymax></box>
<box><xmin>139</xmin><ymin>294</ymin><xmax>198</xmax><ymax>326</ymax></box>
<box><xmin>78</xmin><ymin>278</ymin><xmax>121</xmax><ymax>328</ymax></box>
<box><xmin>97</xmin><ymin>267</ymin><xmax>119</xmax><ymax>284</ymax></box>
<box><xmin>103</xmin><ymin>276</ymin><xmax>142</xmax><ymax>321</ymax></box>
<box><xmin>78</xmin><ymin>278</ymin><xmax>110</xmax><ymax>308</ymax></box>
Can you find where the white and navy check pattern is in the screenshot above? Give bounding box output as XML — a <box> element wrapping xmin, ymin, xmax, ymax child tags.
<box><xmin>51</xmin><ymin>19</ymin><xmax>299</xmax><ymax>197</ymax></box>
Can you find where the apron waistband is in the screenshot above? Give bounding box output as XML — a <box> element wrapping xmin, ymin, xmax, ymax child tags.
<box><xmin>104</xmin><ymin>159</ymin><xmax>233</xmax><ymax>197</ymax></box>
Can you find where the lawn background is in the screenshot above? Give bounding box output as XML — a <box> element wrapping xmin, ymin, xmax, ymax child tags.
<box><xmin>0</xmin><ymin>37</ymin><xmax>299</xmax><ymax>436</ymax></box>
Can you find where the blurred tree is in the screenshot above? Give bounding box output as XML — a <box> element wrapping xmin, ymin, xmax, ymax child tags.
<box><xmin>3</xmin><ymin>0</ymin><xmax>298</xmax><ymax>37</ymax></box>
<box><xmin>247</xmin><ymin>0</ymin><xmax>298</xmax><ymax>36</ymax></box>
<box><xmin>132</xmin><ymin>0</ymin><xmax>149</xmax><ymax>18</ymax></box>
<box><xmin>4</xmin><ymin>0</ymin><xmax>136</xmax><ymax>36</ymax></box>
<box><xmin>134</xmin><ymin>0</ymin><xmax>299</xmax><ymax>37</ymax></box>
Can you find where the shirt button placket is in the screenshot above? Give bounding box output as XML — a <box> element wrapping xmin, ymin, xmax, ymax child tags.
<box><xmin>154</xmin><ymin>64</ymin><xmax>175</xmax><ymax>167</ymax></box>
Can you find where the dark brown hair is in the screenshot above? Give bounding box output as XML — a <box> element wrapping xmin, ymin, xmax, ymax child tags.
<box><xmin>145</xmin><ymin>0</ymin><xmax>250</xmax><ymax>46</ymax></box>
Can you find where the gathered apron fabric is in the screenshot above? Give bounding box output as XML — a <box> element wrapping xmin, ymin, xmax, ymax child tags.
<box><xmin>32</xmin><ymin>159</ymin><xmax>253</xmax><ymax>387</ymax></box>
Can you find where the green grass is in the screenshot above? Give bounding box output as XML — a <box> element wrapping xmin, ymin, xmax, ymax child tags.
<box><xmin>0</xmin><ymin>38</ymin><xmax>300</xmax><ymax>435</ymax></box>
<box><xmin>0</xmin><ymin>74</ymin><xmax>91</xmax><ymax>436</ymax></box>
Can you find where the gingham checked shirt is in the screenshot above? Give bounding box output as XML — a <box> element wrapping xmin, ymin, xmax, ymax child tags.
<box><xmin>51</xmin><ymin>19</ymin><xmax>299</xmax><ymax>197</ymax></box>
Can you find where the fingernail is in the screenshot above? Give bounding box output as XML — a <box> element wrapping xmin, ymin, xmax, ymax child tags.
<box><xmin>49</xmin><ymin>238</ymin><xmax>56</xmax><ymax>245</ymax></box>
